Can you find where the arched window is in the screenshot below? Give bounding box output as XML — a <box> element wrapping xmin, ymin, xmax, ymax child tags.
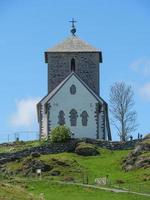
<box><xmin>69</xmin><ymin>109</ymin><xmax>78</xmax><ymax>126</ymax></box>
<box><xmin>70</xmin><ymin>84</ymin><xmax>76</xmax><ymax>95</ymax></box>
<box><xmin>58</xmin><ymin>110</ymin><xmax>65</xmax><ymax>125</ymax></box>
<box><xmin>80</xmin><ymin>111</ymin><xmax>89</xmax><ymax>126</ymax></box>
<box><xmin>71</xmin><ymin>58</ymin><xmax>75</xmax><ymax>72</ymax></box>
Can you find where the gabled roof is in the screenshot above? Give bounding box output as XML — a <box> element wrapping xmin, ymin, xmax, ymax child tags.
<box><xmin>46</xmin><ymin>35</ymin><xmax>100</xmax><ymax>53</ymax></box>
<box><xmin>37</xmin><ymin>72</ymin><xmax>107</xmax><ymax>106</ymax></box>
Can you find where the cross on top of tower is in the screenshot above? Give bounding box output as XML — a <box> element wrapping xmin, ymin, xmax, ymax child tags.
<box><xmin>69</xmin><ymin>18</ymin><xmax>77</xmax><ymax>36</ymax></box>
<box><xmin>69</xmin><ymin>18</ymin><xmax>77</xmax><ymax>28</ymax></box>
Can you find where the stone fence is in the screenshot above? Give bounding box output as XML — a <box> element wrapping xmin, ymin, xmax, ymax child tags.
<box><xmin>0</xmin><ymin>138</ymin><xmax>141</xmax><ymax>165</ymax></box>
<box><xmin>0</xmin><ymin>140</ymin><xmax>77</xmax><ymax>165</ymax></box>
<box><xmin>83</xmin><ymin>138</ymin><xmax>140</xmax><ymax>150</ymax></box>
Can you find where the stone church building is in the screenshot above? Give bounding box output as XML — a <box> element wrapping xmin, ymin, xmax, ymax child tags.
<box><xmin>37</xmin><ymin>21</ymin><xmax>111</xmax><ymax>140</ymax></box>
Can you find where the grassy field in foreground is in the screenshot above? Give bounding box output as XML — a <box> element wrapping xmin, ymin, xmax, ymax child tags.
<box><xmin>27</xmin><ymin>180</ymin><xmax>149</xmax><ymax>200</ymax></box>
<box><xmin>0</xmin><ymin>142</ymin><xmax>150</xmax><ymax>200</ymax></box>
<box><xmin>0</xmin><ymin>182</ymin><xmax>39</xmax><ymax>200</ymax></box>
<box><xmin>0</xmin><ymin>180</ymin><xmax>149</xmax><ymax>200</ymax></box>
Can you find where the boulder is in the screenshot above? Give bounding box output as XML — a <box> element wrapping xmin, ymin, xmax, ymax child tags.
<box><xmin>0</xmin><ymin>158</ymin><xmax>11</xmax><ymax>164</ymax></box>
<box><xmin>52</xmin><ymin>158</ymin><xmax>70</xmax><ymax>166</ymax></box>
<box><xmin>31</xmin><ymin>152</ymin><xmax>41</xmax><ymax>158</ymax></box>
<box><xmin>50</xmin><ymin>170</ymin><xmax>61</xmax><ymax>176</ymax></box>
<box><xmin>124</xmin><ymin>164</ymin><xmax>133</xmax><ymax>171</ymax></box>
<box><xmin>134</xmin><ymin>156</ymin><xmax>150</xmax><ymax>169</ymax></box>
<box><xmin>75</xmin><ymin>142</ymin><xmax>99</xmax><ymax>156</ymax></box>
<box><xmin>132</xmin><ymin>145</ymin><xmax>143</xmax><ymax>156</ymax></box>
<box><xmin>24</xmin><ymin>159</ymin><xmax>53</xmax><ymax>173</ymax></box>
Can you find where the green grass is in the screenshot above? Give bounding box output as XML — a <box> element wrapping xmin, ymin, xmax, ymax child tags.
<box><xmin>27</xmin><ymin>180</ymin><xmax>149</xmax><ymax>200</ymax></box>
<box><xmin>141</xmin><ymin>139</ymin><xmax>150</xmax><ymax>144</ymax></box>
<box><xmin>0</xmin><ymin>143</ymin><xmax>150</xmax><ymax>199</ymax></box>
<box><xmin>0</xmin><ymin>140</ymin><xmax>41</xmax><ymax>153</ymax></box>
<box><xmin>0</xmin><ymin>182</ymin><xmax>39</xmax><ymax>200</ymax></box>
<box><xmin>1</xmin><ymin>179</ymin><xmax>149</xmax><ymax>200</ymax></box>
<box><xmin>4</xmin><ymin>148</ymin><xmax>150</xmax><ymax>192</ymax></box>
<box><xmin>31</xmin><ymin>149</ymin><xmax>150</xmax><ymax>185</ymax></box>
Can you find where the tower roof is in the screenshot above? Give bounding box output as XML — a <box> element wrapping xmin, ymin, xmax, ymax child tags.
<box><xmin>46</xmin><ymin>35</ymin><xmax>100</xmax><ymax>53</ymax></box>
<box><xmin>45</xmin><ymin>35</ymin><xmax>102</xmax><ymax>63</ymax></box>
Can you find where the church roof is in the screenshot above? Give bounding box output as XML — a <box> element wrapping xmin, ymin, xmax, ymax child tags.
<box><xmin>46</xmin><ymin>35</ymin><xmax>100</xmax><ymax>53</ymax></box>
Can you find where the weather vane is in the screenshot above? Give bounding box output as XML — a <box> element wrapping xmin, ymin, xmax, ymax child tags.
<box><xmin>69</xmin><ymin>18</ymin><xmax>77</xmax><ymax>36</ymax></box>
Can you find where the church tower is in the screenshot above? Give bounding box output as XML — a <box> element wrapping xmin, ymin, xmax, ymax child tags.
<box><xmin>37</xmin><ymin>19</ymin><xmax>111</xmax><ymax>140</ymax></box>
<box><xmin>45</xmin><ymin>20</ymin><xmax>102</xmax><ymax>95</ymax></box>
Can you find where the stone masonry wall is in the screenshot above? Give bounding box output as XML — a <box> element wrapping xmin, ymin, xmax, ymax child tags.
<box><xmin>47</xmin><ymin>52</ymin><xmax>100</xmax><ymax>95</ymax></box>
<box><xmin>0</xmin><ymin>140</ymin><xmax>77</xmax><ymax>165</ymax></box>
<box><xmin>83</xmin><ymin>138</ymin><xmax>140</xmax><ymax>150</ymax></box>
<box><xmin>0</xmin><ymin>139</ymin><xmax>140</xmax><ymax>165</ymax></box>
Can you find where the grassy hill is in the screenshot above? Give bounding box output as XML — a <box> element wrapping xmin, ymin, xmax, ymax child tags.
<box><xmin>1</xmin><ymin>180</ymin><xmax>149</xmax><ymax>200</ymax></box>
<box><xmin>0</xmin><ymin>182</ymin><xmax>39</xmax><ymax>200</ymax></box>
<box><xmin>0</xmin><ymin>141</ymin><xmax>150</xmax><ymax>200</ymax></box>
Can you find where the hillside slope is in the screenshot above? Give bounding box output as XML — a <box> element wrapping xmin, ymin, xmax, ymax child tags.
<box><xmin>0</xmin><ymin>140</ymin><xmax>150</xmax><ymax>200</ymax></box>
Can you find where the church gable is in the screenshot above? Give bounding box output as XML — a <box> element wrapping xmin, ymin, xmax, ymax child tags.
<box><xmin>47</xmin><ymin>74</ymin><xmax>100</xmax><ymax>138</ymax></box>
<box><xmin>39</xmin><ymin>72</ymin><xmax>104</xmax><ymax>107</ymax></box>
<box><xmin>38</xmin><ymin>72</ymin><xmax>106</xmax><ymax>139</ymax></box>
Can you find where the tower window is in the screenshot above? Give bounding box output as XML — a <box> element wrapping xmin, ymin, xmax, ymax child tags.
<box><xmin>80</xmin><ymin>111</ymin><xmax>89</xmax><ymax>126</ymax></box>
<box><xmin>71</xmin><ymin>58</ymin><xmax>75</xmax><ymax>72</ymax></box>
<box><xmin>58</xmin><ymin>110</ymin><xmax>65</xmax><ymax>125</ymax></box>
<box><xmin>69</xmin><ymin>109</ymin><xmax>78</xmax><ymax>126</ymax></box>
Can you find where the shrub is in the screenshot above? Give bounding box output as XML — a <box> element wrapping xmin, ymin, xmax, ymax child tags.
<box><xmin>50</xmin><ymin>125</ymin><xmax>71</xmax><ymax>143</ymax></box>
<box><xmin>50</xmin><ymin>170</ymin><xmax>61</xmax><ymax>176</ymax></box>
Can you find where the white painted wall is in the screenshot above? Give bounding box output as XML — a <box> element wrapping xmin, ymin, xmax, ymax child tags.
<box><xmin>48</xmin><ymin>75</ymin><xmax>98</xmax><ymax>139</ymax></box>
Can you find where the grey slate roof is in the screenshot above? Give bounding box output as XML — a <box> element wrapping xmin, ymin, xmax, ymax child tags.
<box><xmin>46</xmin><ymin>35</ymin><xmax>100</xmax><ymax>52</ymax></box>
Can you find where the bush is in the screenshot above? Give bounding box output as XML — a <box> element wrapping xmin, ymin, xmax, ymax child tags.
<box><xmin>50</xmin><ymin>126</ymin><xmax>71</xmax><ymax>143</ymax></box>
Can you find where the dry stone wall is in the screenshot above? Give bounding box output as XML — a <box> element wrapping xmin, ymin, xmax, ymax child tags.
<box><xmin>0</xmin><ymin>139</ymin><xmax>140</xmax><ymax>165</ymax></box>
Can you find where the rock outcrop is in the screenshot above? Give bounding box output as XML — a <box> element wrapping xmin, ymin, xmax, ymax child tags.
<box><xmin>122</xmin><ymin>139</ymin><xmax>150</xmax><ymax>171</ymax></box>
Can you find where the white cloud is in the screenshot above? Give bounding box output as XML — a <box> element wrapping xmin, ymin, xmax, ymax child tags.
<box><xmin>11</xmin><ymin>97</ymin><xmax>40</xmax><ymax>127</ymax></box>
<box><xmin>139</xmin><ymin>83</ymin><xmax>150</xmax><ymax>101</ymax></box>
<box><xmin>130</xmin><ymin>57</ymin><xmax>150</xmax><ymax>76</ymax></box>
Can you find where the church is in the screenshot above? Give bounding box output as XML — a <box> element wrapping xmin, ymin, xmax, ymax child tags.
<box><xmin>37</xmin><ymin>20</ymin><xmax>112</xmax><ymax>141</ymax></box>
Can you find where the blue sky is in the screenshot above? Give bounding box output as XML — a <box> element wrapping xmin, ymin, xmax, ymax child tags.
<box><xmin>0</xmin><ymin>0</ymin><xmax>150</xmax><ymax>142</ymax></box>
